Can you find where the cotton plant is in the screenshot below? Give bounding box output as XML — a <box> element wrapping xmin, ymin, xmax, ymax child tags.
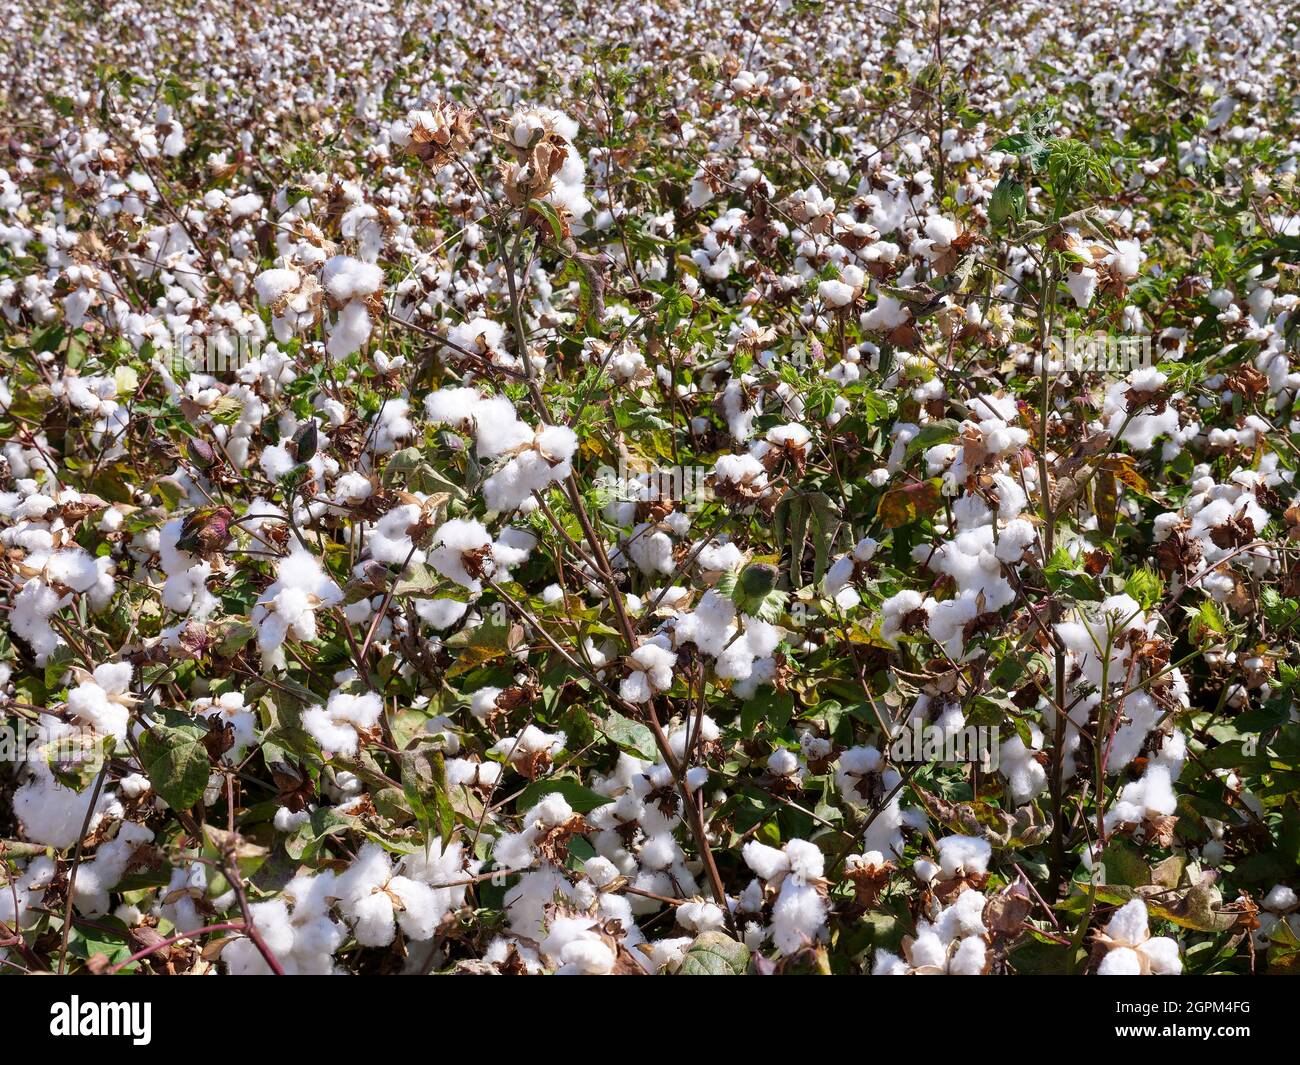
<box><xmin>0</xmin><ymin>0</ymin><xmax>1297</xmax><ymax>980</ymax></box>
<box><xmin>1094</xmin><ymin>900</ymin><xmax>1183</xmax><ymax>975</ymax></box>
<box><xmin>873</xmin><ymin>888</ymin><xmax>991</xmax><ymax>975</ymax></box>
<box><xmin>65</xmin><ymin>661</ymin><xmax>136</xmax><ymax>741</ymax></box>
<box><xmin>251</xmin><ymin>548</ymin><xmax>344</xmax><ymax>663</ymax></box>
<box><xmin>737</xmin><ymin>839</ymin><xmax>829</xmax><ymax>955</ymax></box>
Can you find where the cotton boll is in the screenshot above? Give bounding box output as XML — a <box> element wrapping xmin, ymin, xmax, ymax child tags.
<box><xmin>428</xmin><ymin>518</ymin><xmax>494</xmax><ymax>591</ymax></box>
<box><xmin>558</xmin><ymin>937</ymin><xmax>616</xmax><ymax>974</ymax></box>
<box><xmin>873</xmin><ymin>950</ymin><xmax>912</xmax><ymax>976</ymax></box>
<box><xmin>469</xmin><ymin>395</ymin><xmax>532</xmax><ymax>458</ymax></box>
<box><xmin>390</xmin><ymin>876</ymin><xmax>441</xmax><ymax>940</ymax></box>
<box><xmin>639</xmin><ymin>832</ymin><xmax>681</xmax><ymax>870</ymax></box>
<box><xmin>676</xmin><ymin>900</ymin><xmax>726</xmax><ymax>933</ymax></box>
<box><xmin>326</xmin><ymin>299</ymin><xmax>373</xmax><ymax>360</ymax></box>
<box><xmin>935</xmin><ymin>834</ymin><xmax>992</xmax><ymax>878</ymax></box>
<box><xmin>909</xmin><ymin>930</ymin><xmax>949</xmax><ymax>970</ymax></box>
<box><xmin>71</xmin><ymin>821</ymin><xmax>154</xmax><ymax>914</ymax></box>
<box><xmin>1066</xmin><ymin>266</ymin><xmax>1098</xmax><ymax>308</ymax></box>
<box><xmin>66</xmin><ymin>662</ymin><xmax>135</xmax><ymax>740</ymax></box>
<box><xmin>14</xmin><ymin>748</ymin><xmax>115</xmax><ymax>849</ymax></box>
<box><xmin>1096</xmin><ymin>898</ymin><xmax>1182</xmax><ymax>975</ymax></box>
<box><xmin>1263</xmin><ymin>885</ymin><xmax>1298</xmax><ymax>912</ymax></box>
<box><xmin>302</xmin><ymin>690</ymin><xmax>383</xmax><ymax>756</ymax></box>
<box><xmin>1140</xmin><ymin>936</ymin><xmax>1183</xmax><ymax>975</ymax></box>
<box><xmin>321</xmin><ymin>256</ymin><xmax>384</xmax><ymax>301</ymax></box>
<box><xmin>253</xmin><ymin>548</ymin><xmax>342</xmax><ymax>657</ymax></box>
<box><xmin>785</xmin><ymin>839</ymin><xmax>824</xmax><ymax>883</ymax></box>
<box><xmin>1097</xmin><ymin>946</ymin><xmax>1143</xmax><ymax>975</ymax></box>
<box><xmin>999</xmin><ymin>725</ymin><xmax>1046</xmax><ymax>804</ymax></box>
<box><xmin>949</xmin><ymin>936</ymin><xmax>987</xmax><ymax>975</ymax></box>
<box><xmin>771</xmin><ymin>878</ymin><xmax>827</xmax><ymax>954</ymax></box>
<box><xmin>742</xmin><ymin>840</ymin><xmax>790</xmax><ymax>881</ymax></box>
<box><xmin>819</xmin><ymin>278</ymin><xmax>856</xmax><ymax>308</ymax></box>
<box><xmin>415</xmin><ymin>598</ymin><xmax>469</xmax><ymax>630</ymax></box>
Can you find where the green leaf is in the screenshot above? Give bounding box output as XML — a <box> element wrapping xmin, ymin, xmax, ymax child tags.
<box><xmin>445</xmin><ymin>621</ymin><xmax>524</xmax><ymax>677</ymax></box>
<box><xmin>516</xmin><ymin>775</ymin><xmax>608</xmax><ymax>814</ymax></box>
<box><xmin>602</xmin><ymin>710</ymin><xmax>659</xmax><ymax>760</ymax></box>
<box><xmin>138</xmin><ymin>707</ymin><xmax>211</xmax><ymax>811</ymax></box>
<box><xmin>393</xmin><ymin>562</ymin><xmax>446</xmax><ymax>598</ymax></box>
<box><xmin>903</xmin><ymin>419</ymin><xmax>959</xmax><ymax>460</ymax></box>
<box><xmin>740</xmin><ymin>690</ymin><xmax>795</xmax><ymax>735</ymax></box>
<box><xmin>528</xmin><ymin>197</ymin><xmax>565</xmax><ymax>241</ymax></box>
<box><xmin>1098</xmin><ymin>839</ymin><xmax>1151</xmax><ymax>888</ymax></box>
<box><xmin>676</xmin><ymin>931</ymin><xmax>750</xmax><ymax>975</ymax></box>
<box><xmin>1123</xmin><ymin>566</ymin><xmax>1164</xmax><ymax>610</ymax></box>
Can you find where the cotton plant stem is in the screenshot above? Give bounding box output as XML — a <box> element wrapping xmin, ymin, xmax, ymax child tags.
<box><xmin>1032</xmin><ymin>261</ymin><xmax>1071</xmax><ymax>900</ymax></box>
<box><xmin>209</xmin><ymin>775</ymin><xmax>286</xmax><ymax>976</ymax></box>
<box><xmin>57</xmin><ymin>761</ymin><xmax>109</xmax><ymax>976</ymax></box>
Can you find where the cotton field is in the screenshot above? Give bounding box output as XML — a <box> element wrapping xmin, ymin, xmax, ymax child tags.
<box><xmin>0</xmin><ymin>0</ymin><xmax>1298</xmax><ymax>983</ymax></box>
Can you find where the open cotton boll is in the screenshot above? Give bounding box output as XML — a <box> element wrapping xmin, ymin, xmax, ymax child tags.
<box><xmin>422</xmin><ymin>386</ymin><xmax>483</xmax><ymax>431</ymax></box>
<box><xmin>999</xmin><ymin>724</ymin><xmax>1047</xmax><ymax>804</ymax></box>
<box><xmin>1096</xmin><ymin>899</ymin><xmax>1182</xmax><ymax>975</ymax></box>
<box><xmin>468</xmin><ymin>395</ymin><xmax>533</xmax><ymax>458</ymax></box>
<box><xmin>1104</xmin><ymin>763</ymin><xmax>1179</xmax><ymax>833</ymax></box>
<box><xmin>72</xmin><ymin>821</ymin><xmax>154</xmax><ymax>914</ymax></box>
<box><xmin>336</xmin><ymin>843</ymin><xmax>402</xmax><ymax>947</ymax></box>
<box><xmin>818</xmin><ymin>278</ymin><xmax>856</xmax><ymax>308</ymax></box>
<box><xmin>468</xmin><ymin>687</ymin><xmax>503</xmax><ymax>720</ymax></box>
<box><xmin>949</xmin><ymin>936</ymin><xmax>988</xmax><ymax>975</ymax></box>
<box><xmin>11</xmin><ymin>578</ymin><xmax>66</xmax><ymax>660</ymax></box>
<box><xmin>742</xmin><ymin>840</ymin><xmax>791</xmax><ymax>882</ymax></box>
<box><xmin>493</xmin><ymin>526</ymin><xmax>537</xmax><ymax>571</ymax></box>
<box><xmin>535</xmin><ymin>424</ymin><xmax>578</xmax><ymax>465</ymax></box>
<box><xmin>45</xmin><ymin>546</ymin><xmax>103</xmax><ymax>592</ymax></box>
<box><xmin>13</xmin><ymin>752</ymin><xmax>117</xmax><ymax>849</ymax></box>
<box><xmin>302</xmin><ymin>690</ymin><xmax>383</xmax><ymax>756</ymax></box>
<box><xmin>934</xmin><ymin>834</ymin><xmax>992</xmax><ymax>878</ymax></box>
<box><xmin>194</xmin><ymin>690</ymin><xmax>256</xmax><ymax>761</ymax></box>
<box><xmin>880</xmin><ymin>589</ymin><xmax>925</xmax><ymax>645</ymax></box>
<box><xmin>254</xmin><ymin>267</ymin><xmax>301</xmax><ymax>307</ymax></box>
<box><xmin>321</xmin><ymin>256</ymin><xmax>384</xmax><ymax>302</ymax></box>
<box><xmin>1101</xmin><ymin>371</ymin><xmax>1181</xmax><ymax>453</ymax></box>
<box><xmin>326</xmin><ymin>299</ymin><xmax>373</xmax><ymax>360</ymax></box>
<box><xmin>620</xmin><ymin>637</ymin><xmax>677</xmax><ymax>703</ymax></box>
<box><xmin>1066</xmin><ymin>265</ymin><xmax>1098</xmax><ymax>308</ymax></box>
<box><xmin>66</xmin><ymin>661</ymin><xmax>135</xmax><ymax>740</ymax></box>
<box><xmin>489</xmin><ymin>726</ymin><xmax>566</xmax><ymax>777</ymax></box>
<box><xmin>482</xmin><ymin>443</ymin><xmax>575</xmax><ymax>513</ymax></box>
<box><xmin>427</xmin><ymin>518</ymin><xmax>495</xmax><ymax>592</ymax></box>
<box><xmin>862</xmin><ymin>293</ymin><xmax>911</xmax><ymax>332</ymax></box>
<box><xmin>446</xmin><ymin>317</ymin><xmax>511</xmax><ymax>366</ymax></box>
<box><xmin>414</xmin><ymin>597</ymin><xmax>469</xmax><ymax>630</ymax></box>
<box><xmin>1106</xmin><ymin>238</ymin><xmax>1144</xmax><ymax>280</ymax></box>
<box><xmin>253</xmin><ymin>548</ymin><xmax>343</xmax><ymax>658</ymax></box>
<box><xmin>771</xmin><ymin>878</ymin><xmax>828</xmax><ymax>954</ymax></box>
<box><xmin>1263</xmin><ymin>885</ymin><xmax>1298</xmax><ymax>913</ymax></box>
<box><xmin>874</xmin><ymin>888</ymin><xmax>990</xmax><ymax>974</ymax></box>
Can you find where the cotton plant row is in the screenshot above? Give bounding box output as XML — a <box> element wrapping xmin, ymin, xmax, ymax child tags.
<box><xmin>0</xmin><ymin>0</ymin><xmax>1298</xmax><ymax>977</ymax></box>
